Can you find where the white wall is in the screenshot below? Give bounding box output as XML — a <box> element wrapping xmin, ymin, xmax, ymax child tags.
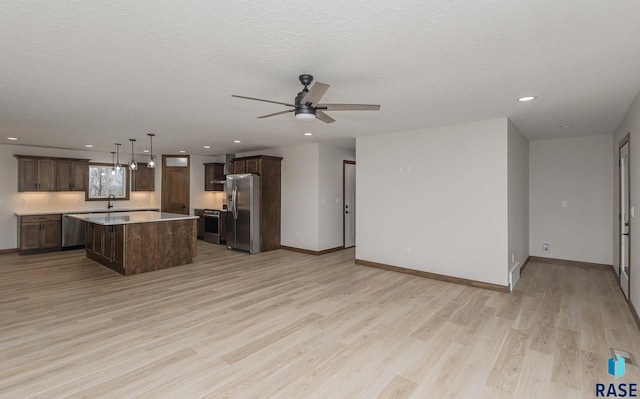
<box><xmin>318</xmin><ymin>144</ymin><xmax>355</xmax><ymax>250</ymax></box>
<box><xmin>613</xmin><ymin>90</ymin><xmax>640</xmax><ymax>315</ymax></box>
<box><xmin>508</xmin><ymin>121</ymin><xmax>529</xmax><ymax>274</ymax></box>
<box><xmin>356</xmin><ymin>118</ymin><xmax>509</xmax><ymax>286</ymax></box>
<box><xmin>529</xmin><ymin>135</ymin><xmax>613</xmax><ymax>264</ymax></box>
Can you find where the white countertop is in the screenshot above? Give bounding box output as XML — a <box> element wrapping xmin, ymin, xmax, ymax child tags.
<box><xmin>67</xmin><ymin>211</ymin><xmax>197</xmax><ymax>225</ymax></box>
<box><xmin>15</xmin><ymin>208</ymin><xmax>159</xmax><ymax>216</ymax></box>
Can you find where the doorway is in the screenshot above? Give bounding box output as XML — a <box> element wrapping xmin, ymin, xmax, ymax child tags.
<box><xmin>343</xmin><ymin>160</ymin><xmax>356</xmax><ymax>248</ymax></box>
<box><xmin>619</xmin><ymin>136</ymin><xmax>630</xmax><ymax>300</ymax></box>
<box><xmin>162</xmin><ymin>155</ymin><xmax>190</xmax><ymax>215</ymax></box>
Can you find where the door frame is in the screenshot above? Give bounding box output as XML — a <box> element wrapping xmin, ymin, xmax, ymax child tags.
<box><xmin>343</xmin><ymin>160</ymin><xmax>356</xmax><ymax>248</ymax></box>
<box><xmin>619</xmin><ymin>134</ymin><xmax>631</xmax><ymax>300</ymax></box>
<box><xmin>162</xmin><ymin>154</ymin><xmax>191</xmax><ymax>214</ymax></box>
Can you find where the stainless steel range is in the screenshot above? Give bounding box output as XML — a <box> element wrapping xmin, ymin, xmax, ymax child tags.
<box><xmin>203</xmin><ymin>209</ymin><xmax>222</xmax><ymax>244</ymax></box>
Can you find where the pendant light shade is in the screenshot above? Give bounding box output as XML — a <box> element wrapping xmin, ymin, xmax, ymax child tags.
<box><xmin>110</xmin><ymin>151</ymin><xmax>116</xmax><ymax>175</ymax></box>
<box><xmin>114</xmin><ymin>143</ymin><xmax>122</xmax><ymax>171</ymax></box>
<box><xmin>129</xmin><ymin>139</ymin><xmax>137</xmax><ymax>170</ymax></box>
<box><xmin>147</xmin><ymin>133</ymin><xmax>156</xmax><ymax>168</ymax></box>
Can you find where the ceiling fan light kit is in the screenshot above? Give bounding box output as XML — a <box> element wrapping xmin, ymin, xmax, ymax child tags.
<box><xmin>295</xmin><ymin>105</ymin><xmax>316</xmax><ymax>121</ymax></box>
<box><xmin>232</xmin><ymin>74</ymin><xmax>380</xmax><ymax>124</ymax></box>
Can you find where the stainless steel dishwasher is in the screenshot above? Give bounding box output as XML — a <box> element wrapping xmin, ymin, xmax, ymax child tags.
<box><xmin>62</xmin><ymin>214</ymin><xmax>87</xmax><ymax>249</ymax></box>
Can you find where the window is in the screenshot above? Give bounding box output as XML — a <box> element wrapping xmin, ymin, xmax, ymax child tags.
<box><xmin>86</xmin><ymin>163</ymin><xmax>130</xmax><ymax>200</ymax></box>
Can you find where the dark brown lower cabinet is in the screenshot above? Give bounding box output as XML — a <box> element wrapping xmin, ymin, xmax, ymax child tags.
<box><xmin>194</xmin><ymin>209</ymin><xmax>205</xmax><ymax>239</ymax></box>
<box><xmin>18</xmin><ymin>214</ymin><xmax>61</xmax><ymax>254</ymax></box>
<box><xmin>86</xmin><ymin>223</ymin><xmax>125</xmax><ymax>274</ymax></box>
<box><xmin>84</xmin><ymin>219</ymin><xmax>196</xmax><ymax>275</ymax></box>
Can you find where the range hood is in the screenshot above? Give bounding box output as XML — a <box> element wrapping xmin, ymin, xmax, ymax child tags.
<box><xmin>213</xmin><ymin>154</ymin><xmax>234</xmax><ymax>183</ymax></box>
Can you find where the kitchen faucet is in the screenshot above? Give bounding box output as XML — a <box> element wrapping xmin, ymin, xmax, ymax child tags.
<box><xmin>107</xmin><ymin>194</ymin><xmax>116</xmax><ymax>209</ymax></box>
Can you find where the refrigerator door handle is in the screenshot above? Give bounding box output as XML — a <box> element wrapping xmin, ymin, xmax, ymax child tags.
<box><xmin>232</xmin><ymin>186</ymin><xmax>238</xmax><ymax>219</ymax></box>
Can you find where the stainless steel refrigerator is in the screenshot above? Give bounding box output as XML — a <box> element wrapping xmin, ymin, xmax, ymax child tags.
<box><xmin>226</xmin><ymin>173</ymin><xmax>260</xmax><ymax>253</ymax></box>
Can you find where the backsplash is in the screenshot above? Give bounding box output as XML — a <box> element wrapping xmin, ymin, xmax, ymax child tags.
<box><xmin>191</xmin><ymin>191</ymin><xmax>226</xmax><ymax>211</ymax></box>
<box><xmin>15</xmin><ymin>191</ymin><xmax>156</xmax><ymax>213</ymax></box>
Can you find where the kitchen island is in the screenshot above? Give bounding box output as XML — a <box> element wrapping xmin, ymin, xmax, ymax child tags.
<box><xmin>69</xmin><ymin>211</ymin><xmax>198</xmax><ymax>275</ymax></box>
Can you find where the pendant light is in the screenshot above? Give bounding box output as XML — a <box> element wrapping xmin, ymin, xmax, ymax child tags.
<box><xmin>110</xmin><ymin>151</ymin><xmax>116</xmax><ymax>175</ymax></box>
<box><xmin>114</xmin><ymin>143</ymin><xmax>122</xmax><ymax>171</ymax></box>
<box><xmin>129</xmin><ymin>139</ymin><xmax>137</xmax><ymax>170</ymax></box>
<box><xmin>147</xmin><ymin>133</ymin><xmax>156</xmax><ymax>168</ymax></box>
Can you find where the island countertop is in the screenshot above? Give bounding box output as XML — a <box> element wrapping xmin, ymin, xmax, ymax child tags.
<box><xmin>68</xmin><ymin>211</ymin><xmax>198</xmax><ymax>225</ymax></box>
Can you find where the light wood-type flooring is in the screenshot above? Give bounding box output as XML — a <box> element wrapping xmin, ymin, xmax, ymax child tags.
<box><xmin>1</xmin><ymin>242</ymin><xmax>639</xmax><ymax>398</ymax></box>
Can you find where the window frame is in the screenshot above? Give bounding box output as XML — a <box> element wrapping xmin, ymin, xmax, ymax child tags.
<box><xmin>85</xmin><ymin>162</ymin><xmax>130</xmax><ymax>201</ymax></box>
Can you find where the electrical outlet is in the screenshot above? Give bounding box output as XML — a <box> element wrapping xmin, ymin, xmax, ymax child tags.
<box><xmin>405</xmin><ymin>247</ymin><xmax>411</xmax><ymax>255</ymax></box>
<box><xmin>320</xmin><ymin>198</ymin><xmax>326</xmax><ymax>205</ymax></box>
<box><xmin>511</xmin><ymin>253</ymin><xmax>515</xmax><ymax>262</ymax></box>
<box><xmin>562</xmin><ymin>201</ymin><xmax>568</xmax><ymax>208</ymax></box>
<box><xmin>22</xmin><ymin>198</ymin><xmax>28</xmax><ymax>205</ymax></box>
<box><xmin>542</xmin><ymin>242</ymin><xmax>550</xmax><ymax>252</ymax></box>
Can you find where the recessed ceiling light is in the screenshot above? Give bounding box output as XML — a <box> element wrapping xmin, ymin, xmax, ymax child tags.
<box><xmin>7</xmin><ymin>137</ymin><xmax>18</xmax><ymax>141</ymax></box>
<box><xmin>203</xmin><ymin>145</ymin><xmax>211</xmax><ymax>149</ymax></box>
<box><xmin>85</xmin><ymin>144</ymin><xmax>93</xmax><ymax>148</ymax></box>
<box><xmin>304</xmin><ymin>132</ymin><xmax>313</xmax><ymax>136</ymax></box>
<box><xmin>179</xmin><ymin>150</ymin><xmax>186</xmax><ymax>153</ymax></box>
<box><xmin>558</xmin><ymin>124</ymin><xmax>574</xmax><ymax>129</ymax></box>
<box><xmin>517</xmin><ymin>96</ymin><xmax>536</xmax><ymax>102</ymax></box>
<box><xmin>143</xmin><ymin>149</ymin><xmax>150</xmax><ymax>153</ymax></box>
<box><xmin>234</xmin><ymin>140</ymin><xmax>241</xmax><ymax>143</ymax></box>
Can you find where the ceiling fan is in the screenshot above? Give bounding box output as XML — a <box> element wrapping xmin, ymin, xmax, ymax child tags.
<box><xmin>232</xmin><ymin>74</ymin><xmax>381</xmax><ymax>124</ymax></box>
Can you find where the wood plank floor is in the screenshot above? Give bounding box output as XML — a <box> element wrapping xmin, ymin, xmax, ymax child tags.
<box><xmin>0</xmin><ymin>243</ymin><xmax>638</xmax><ymax>398</ymax></box>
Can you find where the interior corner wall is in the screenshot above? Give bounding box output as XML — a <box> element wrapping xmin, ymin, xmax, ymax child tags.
<box><xmin>318</xmin><ymin>144</ymin><xmax>355</xmax><ymax>251</ymax></box>
<box><xmin>356</xmin><ymin>118</ymin><xmax>509</xmax><ymax>286</ymax></box>
<box><xmin>508</xmin><ymin>121</ymin><xmax>529</xmax><ymax>275</ymax></box>
<box><xmin>612</xmin><ymin>89</ymin><xmax>640</xmax><ymax>315</ymax></box>
<box><xmin>529</xmin><ymin>135</ymin><xmax>613</xmax><ymax>264</ymax></box>
<box><xmin>238</xmin><ymin>143</ymin><xmax>320</xmax><ymax>251</ymax></box>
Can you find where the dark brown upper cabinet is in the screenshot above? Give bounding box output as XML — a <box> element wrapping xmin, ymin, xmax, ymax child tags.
<box><xmin>131</xmin><ymin>163</ymin><xmax>155</xmax><ymax>191</ymax></box>
<box><xmin>204</xmin><ymin>162</ymin><xmax>224</xmax><ymax>191</ymax></box>
<box><xmin>56</xmin><ymin>159</ymin><xmax>88</xmax><ymax>191</ymax></box>
<box><xmin>15</xmin><ymin>155</ymin><xmax>90</xmax><ymax>192</ymax></box>
<box><xmin>16</xmin><ymin>156</ymin><xmax>56</xmax><ymax>191</ymax></box>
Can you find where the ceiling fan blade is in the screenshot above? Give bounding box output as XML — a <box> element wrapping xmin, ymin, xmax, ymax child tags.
<box><xmin>257</xmin><ymin>109</ymin><xmax>295</xmax><ymax>119</ymax></box>
<box><xmin>232</xmin><ymin>95</ymin><xmax>295</xmax><ymax>108</ymax></box>
<box><xmin>316</xmin><ymin>110</ymin><xmax>335</xmax><ymax>124</ymax></box>
<box><xmin>299</xmin><ymin>82</ymin><xmax>330</xmax><ymax>106</ymax></box>
<box><xmin>317</xmin><ymin>104</ymin><xmax>380</xmax><ymax>111</ymax></box>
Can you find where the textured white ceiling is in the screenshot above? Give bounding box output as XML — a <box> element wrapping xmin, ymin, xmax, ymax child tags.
<box><xmin>1</xmin><ymin>0</ymin><xmax>640</xmax><ymax>155</ymax></box>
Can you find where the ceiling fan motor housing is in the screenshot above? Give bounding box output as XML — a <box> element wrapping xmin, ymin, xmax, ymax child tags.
<box><xmin>295</xmin><ymin>104</ymin><xmax>316</xmax><ymax>118</ymax></box>
<box><xmin>295</xmin><ymin>84</ymin><xmax>316</xmax><ymax>118</ymax></box>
